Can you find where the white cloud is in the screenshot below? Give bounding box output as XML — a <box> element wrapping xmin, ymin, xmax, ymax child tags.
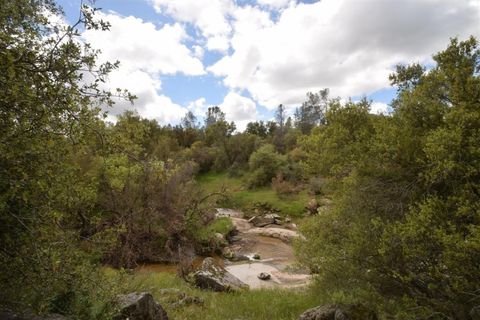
<box><xmin>220</xmin><ymin>92</ymin><xmax>258</xmax><ymax>131</ymax></box>
<box><xmin>256</xmin><ymin>0</ymin><xmax>292</xmax><ymax>9</ymax></box>
<box><xmin>81</xmin><ymin>11</ymin><xmax>204</xmax><ymax>124</ymax></box>
<box><xmin>185</xmin><ymin>92</ymin><xmax>258</xmax><ymax>131</ymax></box>
<box><xmin>187</xmin><ymin>97</ymin><xmax>208</xmax><ymax>118</ymax></box>
<box><xmin>83</xmin><ymin>12</ymin><xmax>204</xmax><ymax>76</ymax></box>
<box><xmin>104</xmin><ymin>68</ymin><xmax>187</xmax><ymax>124</ymax></box>
<box><xmin>370</xmin><ymin>102</ymin><xmax>390</xmax><ymax>115</ymax></box>
<box><xmin>150</xmin><ymin>0</ymin><xmax>234</xmax><ymax>52</ymax></box>
<box><xmin>208</xmin><ymin>0</ymin><xmax>479</xmax><ymax>109</ymax></box>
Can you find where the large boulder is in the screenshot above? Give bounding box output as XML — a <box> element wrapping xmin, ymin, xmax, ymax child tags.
<box><xmin>193</xmin><ymin>257</ymin><xmax>248</xmax><ymax>292</ymax></box>
<box><xmin>114</xmin><ymin>292</ymin><xmax>168</xmax><ymax>320</ymax></box>
<box><xmin>298</xmin><ymin>304</ymin><xmax>377</xmax><ymax>320</ymax></box>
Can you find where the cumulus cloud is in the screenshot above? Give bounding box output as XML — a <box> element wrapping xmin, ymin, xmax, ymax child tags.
<box><xmin>220</xmin><ymin>92</ymin><xmax>258</xmax><ymax>131</ymax></box>
<box><xmin>256</xmin><ymin>0</ymin><xmax>292</xmax><ymax>9</ymax></box>
<box><xmin>208</xmin><ymin>0</ymin><xmax>479</xmax><ymax>109</ymax></box>
<box><xmin>150</xmin><ymin>0</ymin><xmax>234</xmax><ymax>52</ymax></box>
<box><xmin>187</xmin><ymin>97</ymin><xmax>208</xmax><ymax>118</ymax></box>
<box><xmin>83</xmin><ymin>12</ymin><xmax>204</xmax><ymax>76</ymax></box>
<box><xmin>185</xmin><ymin>93</ymin><xmax>258</xmax><ymax>131</ymax></box>
<box><xmin>81</xmin><ymin>11</ymin><xmax>204</xmax><ymax>123</ymax></box>
<box><xmin>370</xmin><ymin>102</ymin><xmax>390</xmax><ymax>115</ymax></box>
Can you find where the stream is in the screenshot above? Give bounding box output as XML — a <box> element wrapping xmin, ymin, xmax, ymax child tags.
<box><xmin>137</xmin><ymin>208</ymin><xmax>310</xmax><ymax>289</ymax></box>
<box><xmin>217</xmin><ymin>208</ymin><xmax>310</xmax><ymax>289</ymax></box>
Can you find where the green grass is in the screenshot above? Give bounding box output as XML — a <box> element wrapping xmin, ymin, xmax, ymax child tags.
<box><xmin>109</xmin><ymin>270</ymin><xmax>321</xmax><ymax>320</ymax></box>
<box><xmin>197</xmin><ymin>172</ymin><xmax>312</xmax><ymax>218</ymax></box>
<box><xmin>196</xmin><ymin>217</ymin><xmax>234</xmax><ymax>241</ymax></box>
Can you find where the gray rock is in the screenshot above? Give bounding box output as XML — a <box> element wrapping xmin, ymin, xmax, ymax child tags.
<box><xmin>248</xmin><ymin>214</ymin><xmax>281</xmax><ymax>227</ymax></box>
<box><xmin>306</xmin><ymin>199</ymin><xmax>320</xmax><ymax>215</ymax></box>
<box><xmin>114</xmin><ymin>292</ymin><xmax>168</xmax><ymax>320</ymax></box>
<box><xmin>257</xmin><ymin>272</ymin><xmax>271</xmax><ymax>280</ymax></box>
<box><xmin>193</xmin><ymin>257</ymin><xmax>248</xmax><ymax>292</ymax></box>
<box><xmin>298</xmin><ymin>304</ymin><xmax>377</xmax><ymax>320</ymax></box>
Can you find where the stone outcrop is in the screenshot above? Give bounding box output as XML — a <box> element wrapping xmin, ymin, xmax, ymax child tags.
<box><xmin>193</xmin><ymin>257</ymin><xmax>248</xmax><ymax>292</ymax></box>
<box><xmin>114</xmin><ymin>292</ymin><xmax>168</xmax><ymax>320</ymax></box>
<box><xmin>248</xmin><ymin>214</ymin><xmax>282</xmax><ymax>227</ymax></box>
<box><xmin>245</xmin><ymin>226</ymin><xmax>300</xmax><ymax>242</ymax></box>
<box><xmin>298</xmin><ymin>304</ymin><xmax>377</xmax><ymax>320</ymax></box>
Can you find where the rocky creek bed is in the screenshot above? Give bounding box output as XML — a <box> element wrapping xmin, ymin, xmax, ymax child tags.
<box><xmin>216</xmin><ymin>208</ymin><xmax>310</xmax><ymax>289</ymax></box>
<box><xmin>138</xmin><ymin>208</ymin><xmax>310</xmax><ymax>290</ymax></box>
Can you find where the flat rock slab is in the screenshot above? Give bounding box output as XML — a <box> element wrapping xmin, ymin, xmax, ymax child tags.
<box><xmin>245</xmin><ymin>227</ymin><xmax>301</xmax><ymax>242</ymax></box>
<box><xmin>226</xmin><ymin>262</ymin><xmax>310</xmax><ymax>289</ymax></box>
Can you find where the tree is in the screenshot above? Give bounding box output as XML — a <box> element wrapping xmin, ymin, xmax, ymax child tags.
<box><xmin>246</xmin><ymin>121</ymin><xmax>268</xmax><ymax>137</ymax></box>
<box><xmin>204</xmin><ymin>106</ymin><xmax>225</xmax><ymax>128</ymax></box>
<box><xmin>275</xmin><ymin>104</ymin><xmax>287</xmax><ymax>128</ymax></box>
<box><xmin>0</xmin><ymin>1</ymin><xmax>133</xmax><ymax>316</ymax></box>
<box><xmin>298</xmin><ymin>37</ymin><xmax>480</xmax><ymax>318</ymax></box>
<box><xmin>181</xmin><ymin>111</ymin><xmax>199</xmax><ymax>129</ymax></box>
<box><xmin>294</xmin><ymin>89</ymin><xmax>329</xmax><ymax>134</ymax></box>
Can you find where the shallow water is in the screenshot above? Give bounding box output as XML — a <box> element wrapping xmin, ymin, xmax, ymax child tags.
<box><xmin>136</xmin><ymin>208</ymin><xmax>310</xmax><ymax>289</ymax></box>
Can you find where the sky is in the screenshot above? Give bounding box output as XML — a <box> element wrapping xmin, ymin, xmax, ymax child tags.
<box><xmin>57</xmin><ymin>0</ymin><xmax>480</xmax><ymax>129</ymax></box>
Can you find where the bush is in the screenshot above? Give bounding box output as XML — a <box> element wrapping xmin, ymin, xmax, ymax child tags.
<box><xmin>308</xmin><ymin>176</ymin><xmax>326</xmax><ymax>195</ymax></box>
<box><xmin>272</xmin><ymin>173</ymin><xmax>296</xmax><ymax>198</ymax></box>
<box><xmin>247</xmin><ymin>144</ymin><xmax>286</xmax><ymax>188</ymax></box>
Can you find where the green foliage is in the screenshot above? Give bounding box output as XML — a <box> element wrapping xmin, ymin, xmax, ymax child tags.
<box><xmin>0</xmin><ymin>0</ymin><xmax>133</xmax><ymax>316</ymax></box>
<box><xmin>248</xmin><ymin>144</ymin><xmax>286</xmax><ymax>187</ymax></box>
<box><xmin>298</xmin><ymin>37</ymin><xmax>480</xmax><ymax>318</ymax></box>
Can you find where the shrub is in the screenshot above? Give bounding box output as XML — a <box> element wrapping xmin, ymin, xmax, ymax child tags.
<box><xmin>247</xmin><ymin>144</ymin><xmax>286</xmax><ymax>187</ymax></box>
<box><xmin>272</xmin><ymin>173</ymin><xmax>296</xmax><ymax>198</ymax></box>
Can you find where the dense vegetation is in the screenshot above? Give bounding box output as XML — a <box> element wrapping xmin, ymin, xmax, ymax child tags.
<box><xmin>0</xmin><ymin>1</ymin><xmax>478</xmax><ymax>319</ymax></box>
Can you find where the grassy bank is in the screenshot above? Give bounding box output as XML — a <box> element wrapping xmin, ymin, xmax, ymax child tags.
<box><xmin>109</xmin><ymin>269</ymin><xmax>320</xmax><ymax>320</ymax></box>
<box><xmin>197</xmin><ymin>172</ymin><xmax>312</xmax><ymax>218</ymax></box>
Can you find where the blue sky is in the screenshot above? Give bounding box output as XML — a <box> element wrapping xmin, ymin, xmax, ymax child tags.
<box><xmin>56</xmin><ymin>0</ymin><xmax>479</xmax><ymax>129</ymax></box>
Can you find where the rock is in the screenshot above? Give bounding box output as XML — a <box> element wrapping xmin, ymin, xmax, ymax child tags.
<box><xmin>306</xmin><ymin>199</ymin><xmax>320</xmax><ymax>215</ymax></box>
<box><xmin>193</xmin><ymin>257</ymin><xmax>249</xmax><ymax>292</ymax></box>
<box><xmin>248</xmin><ymin>214</ymin><xmax>280</xmax><ymax>227</ymax></box>
<box><xmin>223</xmin><ymin>248</ymin><xmax>249</xmax><ymax>261</ymax></box>
<box><xmin>114</xmin><ymin>292</ymin><xmax>168</xmax><ymax>320</ymax></box>
<box><xmin>223</xmin><ymin>248</ymin><xmax>235</xmax><ymax>259</ymax></box>
<box><xmin>257</xmin><ymin>272</ymin><xmax>271</xmax><ymax>280</ymax></box>
<box><xmin>252</xmin><ymin>253</ymin><xmax>261</xmax><ymax>260</ymax></box>
<box><xmin>229</xmin><ymin>235</ymin><xmax>242</xmax><ymax>242</ymax></box>
<box><xmin>246</xmin><ymin>227</ymin><xmax>301</xmax><ymax>243</ymax></box>
<box><xmin>298</xmin><ymin>304</ymin><xmax>377</xmax><ymax>320</ymax></box>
